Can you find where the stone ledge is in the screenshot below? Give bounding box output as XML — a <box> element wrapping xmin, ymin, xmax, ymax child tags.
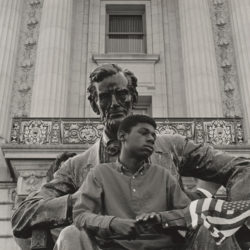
<box><xmin>2</xmin><ymin>144</ymin><xmax>88</xmax><ymax>158</ymax></box>
<box><xmin>92</xmin><ymin>53</ymin><xmax>160</xmax><ymax>64</ymax></box>
<box><xmin>1</xmin><ymin>144</ymin><xmax>88</xmax><ymax>184</ymax></box>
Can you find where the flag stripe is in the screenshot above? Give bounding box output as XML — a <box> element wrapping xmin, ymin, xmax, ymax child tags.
<box><xmin>189</xmin><ymin>200</ymin><xmax>199</xmax><ymax>228</ymax></box>
<box><xmin>219</xmin><ymin>226</ymin><xmax>241</xmax><ymax>237</ymax></box>
<box><xmin>202</xmin><ymin>198</ymin><xmax>212</xmax><ymax>212</ymax></box>
<box><xmin>215</xmin><ymin>199</ymin><xmax>223</xmax><ymax>212</ymax></box>
<box><xmin>206</xmin><ymin>210</ymin><xmax>250</xmax><ymax>225</ymax></box>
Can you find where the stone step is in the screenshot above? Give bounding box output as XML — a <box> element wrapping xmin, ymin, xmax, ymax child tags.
<box><xmin>0</xmin><ymin>185</ymin><xmax>19</xmax><ymax>249</ymax></box>
<box><xmin>0</xmin><ymin>204</ymin><xmax>13</xmax><ymax>218</ymax></box>
<box><xmin>0</xmin><ymin>221</ymin><xmax>12</xmax><ymax>236</ymax></box>
<box><xmin>0</xmin><ymin>189</ymin><xmax>9</xmax><ymax>202</ymax></box>
<box><xmin>0</xmin><ymin>238</ymin><xmax>20</xmax><ymax>250</ymax></box>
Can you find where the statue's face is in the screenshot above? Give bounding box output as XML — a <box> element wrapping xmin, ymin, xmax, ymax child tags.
<box><xmin>94</xmin><ymin>72</ymin><xmax>133</xmax><ymax>130</ymax></box>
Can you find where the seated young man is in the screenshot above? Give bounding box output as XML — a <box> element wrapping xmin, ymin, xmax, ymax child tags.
<box><xmin>72</xmin><ymin>115</ymin><xmax>191</xmax><ymax>250</ymax></box>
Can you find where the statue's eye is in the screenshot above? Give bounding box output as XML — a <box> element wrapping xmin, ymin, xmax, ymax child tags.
<box><xmin>99</xmin><ymin>92</ymin><xmax>111</xmax><ymax>101</ymax></box>
<box><xmin>116</xmin><ymin>89</ymin><xmax>129</xmax><ymax>99</ymax></box>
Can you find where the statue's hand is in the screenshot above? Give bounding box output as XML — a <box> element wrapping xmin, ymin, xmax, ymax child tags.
<box><xmin>70</xmin><ymin>192</ymin><xmax>79</xmax><ymax>207</ymax></box>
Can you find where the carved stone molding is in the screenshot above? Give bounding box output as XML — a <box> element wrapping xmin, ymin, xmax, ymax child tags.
<box><xmin>10</xmin><ymin>0</ymin><xmax>43</xmax><ymax>117</ymax></box>
<box><xmin>17</xmin><ymin>171</ymin><xmax>47</xmax><ymax>195</ymax></box>
<box><xmin>10</xmin><ymin>117</ymin><xmax>244</xmax><ymax>146</ymax></box>
<box><xmin>62</xmin><ymin>121</ymin><xmax>104</xmax><ymax>144</ymax></box>
<box><xmin>208</xmin><ymin>0</ymin><xmax>242</xmax><ymax>117</ymax></box>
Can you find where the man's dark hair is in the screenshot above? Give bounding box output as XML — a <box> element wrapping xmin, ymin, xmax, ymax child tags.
<box><xmin>118</xmin><ymin>114</ymin><xmax>157</xmax><ymax>136</ymax></box>
<box><xmin>87</xmin><ymin>64</ymin><xmax>138</xmax><ymax>114</ymax></box>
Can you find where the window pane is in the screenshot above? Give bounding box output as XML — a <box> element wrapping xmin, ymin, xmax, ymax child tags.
<box><xmin>109</xmin><ymin>15</ymin><xmax>143</xmax><ymax>33</ymax></box>
<box><xmin>107</xmin><ymin>34</ymin><xmax>144</xmax><ymax>53</ymax></box>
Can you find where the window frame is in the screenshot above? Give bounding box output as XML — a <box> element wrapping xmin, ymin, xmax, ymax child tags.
<box><xmin>105</xmin><ymin>5</ymin><xmax>147</xmax><ymax>54</ymax></box>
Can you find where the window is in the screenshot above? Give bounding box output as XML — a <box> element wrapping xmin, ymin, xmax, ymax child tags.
<box><xmin>133</xmin><ymin>96</ymin><xmax>152</xmax><ymax>116</ymax></box>
<box><xmin>106</xmin><ymin>5</ymin><xmax>146</xmax><ymax>53</ymax></box>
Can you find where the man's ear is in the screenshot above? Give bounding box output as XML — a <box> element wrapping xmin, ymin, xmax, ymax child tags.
<box><xmin>117</xmin><ymin>130</ymin><xmax>127</xmax><ymax>142</ymax></box>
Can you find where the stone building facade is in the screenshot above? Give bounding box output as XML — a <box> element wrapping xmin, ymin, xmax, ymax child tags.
<box><xmin>0</xmin><ymin>0</ymin><xmax>250</xmax><ymax>249</ymax></box>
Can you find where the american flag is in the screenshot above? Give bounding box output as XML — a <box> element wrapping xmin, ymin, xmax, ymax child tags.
<box><xmin>187</xmin><ymin>198</ymin><xmax>250</xmax><ymax>245</ymax></box>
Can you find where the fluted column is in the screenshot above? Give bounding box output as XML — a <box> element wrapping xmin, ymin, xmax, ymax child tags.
<box><xmin>30</xmin><ymin>0</ymin><xmax>73</xmax><ymax>117</ymax></box>
<box><xmin>0</xmin><ymin>0</ymin><xmax>22</xmax><ymax>138</ymax></box>
<box><xmin>179</xmin><ymin>0</ymin><xmax>223</xmax><ymax>117</ymax></box>
<box><xmin>229</xmin><ymin>0</ymin><xmax>250</xmax><ymax>141</ymax></box>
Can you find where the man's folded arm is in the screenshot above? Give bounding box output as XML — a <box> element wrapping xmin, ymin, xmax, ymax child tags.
<box><xmin>73</xmin><ymin>169</ymin><xmax>115</xmax><ymax>238</ymax></box>
<box><xmin>158</xmin><ymin>170</ymin><xmax>192</xmax><ymax>230</ymax></box>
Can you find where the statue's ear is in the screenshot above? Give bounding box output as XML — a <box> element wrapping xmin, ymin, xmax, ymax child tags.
<box><xmin>89</xmin><ymin>100</ymin><xmax>100</xmax><ymax>115</ymax></box>
<box><xmin>87</xmin><ymin>84</ymin><xmax>100</xmax><ymax>115</ymax></box>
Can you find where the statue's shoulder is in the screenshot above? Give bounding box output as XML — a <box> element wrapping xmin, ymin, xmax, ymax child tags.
<box><xmin>58</xmin><ymin>140</ymin><xmax>99</xmax><ymax>175</ymax></box>
<box><xmin>156</xmin><ymin>133</ymin><xmax>185</xmax><ymax>146</ymax></box>
<box><xmin>64</xmin><ymin>141</ymin><xmax>101</xmax><ymax>187</ymax></box>
<box><xmin>71</xmin><ymin>141</ymin><xmax>100</xmax><ymax>169</ymax></box>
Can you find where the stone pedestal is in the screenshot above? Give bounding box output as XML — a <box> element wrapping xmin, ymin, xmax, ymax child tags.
<box><xmin>179</xmin><ymin>0</ymin><xmax>223</xmax><ymax>117</ymax></box>
<box><xmin>30</xmin><ymin>0</ymin><xmax>73</xmax><ymax>117</ymax></box>
<box><xmin>2</xmin><ymin>144</ymin><xmax>84</xmax><ymax>198</ymax></box>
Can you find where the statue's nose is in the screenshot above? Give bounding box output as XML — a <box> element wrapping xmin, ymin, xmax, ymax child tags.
<box><xmin>111</xmin><ymin>94</ymin><xmax>119</xmax><ymax>107</ymax></box>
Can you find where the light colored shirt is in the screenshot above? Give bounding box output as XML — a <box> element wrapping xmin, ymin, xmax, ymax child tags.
<box><xmin>73</xmin><ymin>161</ymin><xmax>191</xmax><ymax>249</ymax></box>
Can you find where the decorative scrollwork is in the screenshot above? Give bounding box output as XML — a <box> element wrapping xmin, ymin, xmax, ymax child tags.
<box><xmin>19</xmin><ymin>171</ymin><xmax>47</xmax><ymax>194</ymax></box>
<box><xmin>204</xmin><ymin>120</ymin><xmax>234</xmax><ymax>145</ymax></box>
<box><xmin>20</xmin><ymin>120</ymin><xmax>52</xmax><ymax>144</ymax></box>
<box><xmin>156</xmin><ymin>122</ymin><xmax>193</xmax><ymax>139</ymax></box>
<box><xmin>10</xmin><ymin>120</ymin><xmax>21</xmax><ymax>143</ymax></box>
<box><xmin>11</xmin><ymin>0</ymin><xmax>43</xmax><ymax>117</ymax></box>
<box><xmin>235</xmin><ymin>121</ymin><xmax>244</xmax><ymax>144</ymax></box>
<box><xmin>195</xmin><ymin>122</ymin><xmax>205</xmax><ymax>144</ymax></box>
<box><xmin>10</xmin><ymin>118</ymin><xmax>244</xmax><ymax>145</ymax></box>
<box><xmin>63</xmin><ymin>122</ymin><xmax>103</xmax><ymax>144</ymax></box>
<box><xmin>209</xmin><ymin>0</ymin><xmax>242</xmax><ymax>117</ymax></box>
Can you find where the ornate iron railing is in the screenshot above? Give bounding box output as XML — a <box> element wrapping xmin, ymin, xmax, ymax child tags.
<box><xmin>9</xmin><ymin>117</ymin><xmax>244</xmax><ymax>146</ymax></box>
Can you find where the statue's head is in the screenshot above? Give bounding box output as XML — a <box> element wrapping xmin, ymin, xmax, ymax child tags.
<box><xmin>88</xmin><ymin>64</ymin><xmax>138</xmax><ymax>132</ymax></box>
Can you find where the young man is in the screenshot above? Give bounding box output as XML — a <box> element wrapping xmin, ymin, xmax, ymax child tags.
<box><xmin>72</xmin><ymin>115</ymin><xmax>191</xmax><ymax>250</ymax></box>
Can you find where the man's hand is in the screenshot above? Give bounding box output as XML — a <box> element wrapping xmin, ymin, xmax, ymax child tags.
<box><xmin>110</xmin><ymin>218</ymin><xmax>138</xmax><ymax>238</ymax></box>
<box><xmin>136</xmin><ymin>212</ymin><xmax>161</xmax><ymax>224</ymax></box>
<box><xmin>135</xmin><ymin>212</ymin><xmax>162</xmax><ymax>234</ymax></box>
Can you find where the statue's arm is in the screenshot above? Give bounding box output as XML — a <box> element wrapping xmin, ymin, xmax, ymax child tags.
<box><xmin>11</xmin><ymin>159</ymin><xmax>77</xmax><ymax>238</ymax></box>
<box><xmin>167</xmin><ymin>134</ymin><xmax>250</xmax><ymax>195</ymax></box>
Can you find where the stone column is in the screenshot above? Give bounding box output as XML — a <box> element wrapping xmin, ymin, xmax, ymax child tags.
<box><xmin>0</xmin><ymin>0</ymin><xmax>22</xmax><ymax>138</ymax></box>
<box><xmin>179</xmin><ymin>0</ymin><xmax>223</xmax><ymax>117</ymax></box>
<box><xmin>229</xmin><ymin>0</ymin><xmax>250</xmax><ymax>141</ymax></box>
<box><xmin>30</xmin><ymin>0</ymin><xmax>73</xmax><ymax>117</ymax></box>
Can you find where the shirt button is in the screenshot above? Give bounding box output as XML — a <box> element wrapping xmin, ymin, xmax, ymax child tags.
<box><xmin>165</xmin><ymin>223</ymin><xmax>168</xmax><ymax>227</ymax></box>
<box><xmin>132</xmin><ymin>188</ymin><xmax>136</xmax><ymax>192</ymax></box>
<box><xmin>132</xmin><ymin>176</ymin><xmax>135</xmax><ymax>179</ymax></box>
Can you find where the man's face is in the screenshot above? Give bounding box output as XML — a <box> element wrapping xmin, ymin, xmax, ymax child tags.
<box><xmin>124</xmin><ymin>122</ymin><xmax>156</xmax><ymax>159</ymax></box>
<box><xmin>94</xmin><ymin>72</ymin><xmax>133</xmax><ymax>129</ymax></box>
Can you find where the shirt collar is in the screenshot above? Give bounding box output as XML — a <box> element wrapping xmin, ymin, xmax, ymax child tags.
<box><xmin>116</xmin><ymin>158</ymin><xmax>150</xmax><ymax>176</ymax></box>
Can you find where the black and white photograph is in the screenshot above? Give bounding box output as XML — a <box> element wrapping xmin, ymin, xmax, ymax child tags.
<box><xmin>0</xmin><ymin>0</ymin><xmax>250</xmax><ymax>249</ymax></box>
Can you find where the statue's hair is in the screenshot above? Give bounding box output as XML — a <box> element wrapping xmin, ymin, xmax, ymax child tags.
<box><xmin>87</xmin><ymin>64</ymin><xmax>138</xmax><ymax>114</ymax></box>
